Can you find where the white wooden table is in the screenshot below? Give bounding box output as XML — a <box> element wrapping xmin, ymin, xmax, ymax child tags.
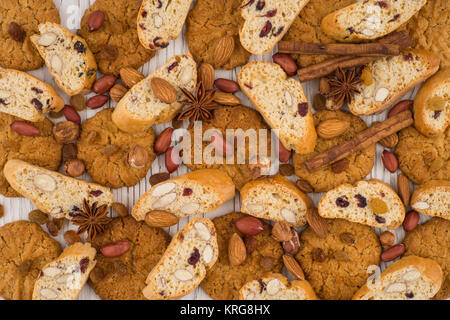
<box><xmin>0</xmin><ymin>0</ymin><xmax>431</xmax><ymax>300</ymax></box>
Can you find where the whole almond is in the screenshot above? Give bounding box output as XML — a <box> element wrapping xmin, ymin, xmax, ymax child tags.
<box><xmin>317</xmin><ymin>119</ymin><xmax>350</xmax><ymax>139</ymax></box>
<box><xmin>278</xmin><ymin>140</ymin><xmax>291</xmax><ymax>163</ymax></box>
<box><xmin>155</xmin><ymin>127</ymin><xmax>174</xmax><ymax>155</ymax></box>
<box><xmin>93</xmin><ymin>75</ymin><xmax>116</xmax><ymax>94</ymax></box>
<box><xmin>379</xmin><ymin>231</ymin><xmax>395</xmax><ymax>248</ymax></box>
<box><xmin>403</xmin><ymin>210</ymin><xmax>419</xmax><ymax>232</ymax></box>
<box><xmin>145</xmin><ymin>210</ymin><xmax>179</xmax><ymax>227</ymax></box>
<box><xmin>110</xmin><ymin>83</ymin><xmax>128</xmax><ymax>102</ymax></box>
<box><xmin>382</xmin><ymin>150</ymin><xmax>398</xmax><ymax>173</ymax></box>
<box><xmin>100</xmin><ymin>241</ymin><xmax>130</xmax><ymax>258</ymax></box>
<box><xmin>198</xmin><ymin>63</ymin><xmax>215</xmax><ymax>90</ymax></box>
<box><xmin>10</xmin><ymin>121</ymin><xmax>41</xmax><ymax>137</ymax></box>
<box><xmin>381</xmin><ymin>244</ymin><xmax>405</xmax><ymax>262</ymax></box>
<box><xmin>165</xmin><ymin>146</ymin><xmax>180</xmax><ymax>173</ymax></box>
<box><xmin>213</xmin><ymin>92</ymin><xmax>241</xmax><ymax>106</ymax></box>
<box><xmin>112</xmin><ymin>202</ymin><xmax>128</xmax><ymax>217</ymax></box>
<box><xmin>271</xmin><ymin>221</ymin><xmax>293</xmax><ymax>242</ymax></box>
<box><xmin>228</xmin><ymin>233</ymin><xmax>246</xmax><ymax>266</ymax></box>
<box><xmin>214</xmin><ymin>36</ymin><xmax>235</xmax><ymax>67</ymax></box>
<box><xmin>379</xmin><ymin>133</ymin><xmax>398</xmax><ymax>148</ymax></box>
<box><xmin>120</xmin><ymin>67</ymin><xmax>144</xmax><ymax>88</ymax></box>
<box><xmin>149</xmin><ymin>172</ymin><xmax>170</xmax><ymax>185</ymax></box>
<box><xmin>272</xmin><ymin>53</ymin><xmax>297</xmax><ymax>76</ymax></box>
<box><xmin>62</xmin><ymin>105</ymin><xmax>81</xmax><ymax>125</ymax></box>
<box><xmin>387</xmin><ymin>100</ymin><xmax>413</xmax><ymax>118</ymax></box>
<box><xmin>305</xmin><ymin>208</ymin><xmax>328</xmax><ymax>238</ymax></box>
<box><xmin>88</xmin><ymin>10</ymin><xmax>105</xmax><ymax>31</ymax></box>
<box><xmin>86</xmin><ymin>95</ymin><xmax>108</xmax><ymax>109</ymax></box>
<box><xmin>214</xmin><ymin>78</ymin><xmax>239</xmax><ymax>93</ymax></box>
<box><xmin>283</xmin><ymin>255</ymin><xmax>305</xmax><ymax>280</ymax></box>
<box><xmin>296</xmin><ymin>179</ymin><xmax>314</xmax><ymax>193</ymax></box>
<box><xmin>397</xmin><ymin>173</ymin><xmax>410</xmax><ymax>206</ymax></box>
<box><xmin>331</xmin><ymin>158</ymin><xmax>349</xmax><ymax>174</ymax></box>
<box><xmin>151</xmin><ymin>77</ymin><xmax>177</xmax><ymax>104</ymax></box>
<box><xmin>234</xmin><ymin>216</ymin><xmax>264</xmax><ymax>236</ymax></box>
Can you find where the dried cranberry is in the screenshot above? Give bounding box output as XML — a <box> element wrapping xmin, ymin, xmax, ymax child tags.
<box><xmin>139</xmin><ymin>23</ymin><xmax>146</xmax><ymax>30</ymax></box>
<box><xmin>153</xmin><ymin>37</ymin><xmax>169</xmax><ymax>48</ymax></box>
<box><xmin>168</xmin><ymin>62</ymin><xmax>179</xmax><ymax>73</ymax></box>
<box><xmin>389</xmin><ymin>14</ymin><xmax>400</xmax><ymax>22</ymax></box>
<box><xmin>187</xmin><ymin>248</ymin><xmax>200</xmax><ymax>265</ymax></box>
<box><xmin>298</xmin><ymin>103</ymin><xmax>308</xmax><ymax>117</ymax></box>
<box><xmin>258</xmin><ymin>279</ymin><xmax>265</xmax><ymax>293</ymax></box>
<box><xmin>80</xmin><ymin>258</ymin><xmax>89</xmax><ymax>273</ymax></box>
<box><xmin>240</xmin><ymin>0</ymin><xmax>255</xmax><ymax>8</ymax></box>
<box><xmin>433</xmin><ymin>110</ymin><xmax>442</xmax><ymax>119</ymax></box>
<box><xmin>405</xmin><ymin>292</ymin><xmax>414</xmax><ymax>299</ymax></box>
<box><xmin>244</xmin><ymin>83</ymin><xmax>253</xmax><ymax>89</ymax></box>
<box><xmin>275</xmin><ymin>26</ymin><xmax>284</xmax><ymax>36</ymax></box>
<box><xmin>380</xmin><ymin>192</ymin><xmax>385</xmax><ymax>197</ymax></box>
<box><xmin>354</xmin><ymin>194</ymin><xmax>367</xmax><ymax>208</ymax></box>
<box><xmin>336</xmin><ymin>197</ymin><xmax>349</xmax><ymax>208</ymax></box>
<box><xmin>262</xmin><ymin>9</ymin><xmax>277</xmax><ymax>17</ymax></box>
<box><xmin>347</xmin><ymin>27</ymin><xmax>355</xmax><ymax>34</ymax></box>
<box><xmin>259</xmin><ymin>21</ymin><xmax>272</xmax><ymax>37</ymax></box>
<box><xmin>0</xmin><ymin>98</ymin><xmax>8</xmax><ymax>106</ymax></box>
<box><xmin>403</xmin><ymin>53</ymin><xmax>414</xmax><ymax>61</ymax></box>
<box><xmin>74</xmin><ymin>41</ymin><xmax>86</xmax><ymax>53</ymax></box>
<box><xmin>375</xmin><ymin>215</ymin><xmax>386</xmax><ymax>224</ymax></box>
<box><xmin>256</xmin><ymin>0</ymin><xmax>266</xmax><ymax>10</ymax></box>
<box><xmin>31</xmin><ymin>98</ymin><xmax>43</xmax><ymax>112</ymax></box>
<box><xmin>376</xmin><ymin>1</ymin><xmax>388</xmax><ymax>8</ymax></box>
<box><xmin>182</xmin><ymin>188</ymin><xmax>193</xmax><ymax>196</ymax></box>
<box><xmin>142</xmin><ymin>10</ymin><xmax>148</xmax><ymax>17</ymax></box>
<box><xmin>90</xmin><ymin>190</ymin><xmax>103</xmax><ymax>197</ymax></box>
<box><xmin>31</xmin><ymin>87</ymin><xmax>43</xmax><ymax>94</ymax></box>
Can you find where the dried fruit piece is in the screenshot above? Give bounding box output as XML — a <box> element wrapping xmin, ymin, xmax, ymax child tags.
<box><xmin>228</xmin><ymin>233</ymin><xmax>246</xmax><ymax>266</ymax></box>
<box><xmin>112</xmin><ymin>202</ymin><xmax>128</xmax><ymax>218</ymax></box>
<box><xmin>28</xmin><ymin>209</ymin><xmax>48</xmax><ymax>225</ymax></box>
<box><xmin>187</xmin><ymin>248</ymin><xmax>200</xmax><ymax>266</ymax></box>
<box><xmin>8</xmin><ymin>22</ymin><xmax>26</xmax><ymax>42</ymax></box>
<box><xmin>336</xmin><ymin>197</ymin><xmax>349</xmax><ymax>208</ymax></box>
<box><xmin>379</xmin><ymin>231</ymin><xmax>395</xmax><ymax>248</ymax></box>
<box><xmin>370</xmin><ymin>198</ymin><xmax>388</xmax><ymax>214</ymax></box>
<box><xmin>312</xmin><ymin>248</ymin><xmax>325</xmax><ymax>262</ymax></box>
<box><xmin>279</xmin><ymin>164</ymin><xmax>294</xmax><ymax>176</ymax></box>
<box><xmin>360</xmin><ymin>66</ymin><xmax>373</xmax><ymax>86</ymax></box>
<box><xmin>296</xmin><ymin>179</ymin><xmax>313</xmax><ymax>193</ymax></box>
<box><xmin>149</xmin><ymin>172</ymin><xmax>170</xmax><ymax>185</ymax></box>
<box><xmin>64</xmin><ymin>230</ymin><xmax>81</xmax><ymax>246</ymax></box>
<box><xmin>70</xmin><ymin>94</ymin><xmax>86</xmax><ymax>111</ymax></box>
<box><xmin>339</xmin><ymin>232</ymin><xmax>355</xmax><ymax>245</ymax></box>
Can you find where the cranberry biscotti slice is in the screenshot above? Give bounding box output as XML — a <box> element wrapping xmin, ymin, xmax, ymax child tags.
<box><xmin>238</xmin><ymin>61</ymin><xmax>316</xmax><ymax>154</ymax></box>
<box><xmin>3</xmin><ymin>159</ymin><xmax>113</xmax><ymax>220</ymax></box>
<box><xmin>112</xmin><ymin>53</ymin><xmax>197</xmax><ymax>133</ymax></box>
<box><xmin>239</xmin><ymin>273</ymin><xmax>317</xmax><ymax>300</ymax></box>
<box><xmin>411</xmin><ymin>180</ymin><xmax>450</xmax><ymax>220</ymax></box>
<box><xmin>30</xmin><ymin>22</ymin><xmax>97</xmax><ymax>96</ymax></box>
<box><xmin>318</xmin><ymin>179</ymin><xmax>405</xmax><ymax>229</ymax></box>
<box><xmin>240</xmin><ymin>174</ymin><xmax>314</xmax><ymax>227</ymax></box>
<box><xmin>142</xmin><ymin>218</ymin><xmax>218</xmax><ymax>300</ymax></box>
<box><xmin>321</xmin><ymin>0</ymin><xmax>427</xmax><ymax>42</ymax></box>
<box><xmin>348</xmin><ymin>49</ymin><xmax>440</xmax><ymax>115</ymax></box>
<box><xmin>353</xmin><ymin>256</ymin><xmax>443</xmax><ymax>300</ymax></box>
<box><xmin>132</xmin><ymin>169</ymin><xmax>235</xmax><ymax>221</ymax></box>
<box><xmin>137</xmin><ymin>0</ymin><xmax>194</xmax><ymax>50</ymax></box>
<box><xmin>0</xmin><ymin>69</ymin><xmax>64</xmax><ymax>122</ymax></box>
<box><xmin>239</xmin><ymin>0</ymin><xmax>310</xmax><ymax>54</ymax></box>
<box><xmin>32</xmin><ymin>243</ymin><xmax>96</xmax><ymax>300</ymax></box>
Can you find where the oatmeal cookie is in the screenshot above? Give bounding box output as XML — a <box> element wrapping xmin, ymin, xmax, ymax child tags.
<box><xmin>0</xmin><ymin>0</ymin><xmax>60</xmax><ymax>70</ymax></box>
<box><xmin>185</xmin><ymin>0</ymin><xmax>251</xmax><ymax>70</ymax></box>
<box><xmin>0</xmin><ymin>220</ymin><xmax>62</xmax><ymax>300</ymax></box>
<box><xmin>0</xmin><ymin>113</ymin><xmax>62</xmax><ymax>197</ymax></box>
<box><xmin>88</xmin><ymin>216</ymin><xmax>171</xmax><ymax>300</ymax></box>
<box><xmin>77</xmin><ymin>109</ymin><xmax>156</xmax><ymax>189</ymax></box>
<box><xmin>296</xmin><ymin>218</ymin><xmax>381</xmax><ymax>300</ymax></box>
<box><xmin>395</xmin><ymin>126</ymin><xmax>450</xmax><ymax>185</ymax></box>
<box><xmin>201</xmin><ymin>212</ymin><xmax>284</xmax><ymax>300</ymax></box>
<box><xmin>78</xmin><ymin>0</ymin><xmax>155</xmax><ymax>75</ymax></box>
<box><xmin>293</xmin><ymin>110</ymin><xmax>375</xmax><ymax>193</ymax></box>
<box><xmin>403</xmin><ymin>217</ymin><xmax>449</xmax><ymax>300</ymax></box>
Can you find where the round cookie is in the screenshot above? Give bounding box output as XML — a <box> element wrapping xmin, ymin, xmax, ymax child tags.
<box><xmin>395</xmin><ymin>126</ymin><xmax>450</xmax><ymax>185</ymax></box>
<box><xmin>293</xmin><ymin>110</ymin><xmax>375</xmax><ymax>193</ymax></box>
<box><xmin>403</xmin><ymin>218</ymin><xmax>450</xmax><ymax>300</ymax></box>
<box><xmin>185</xmin><ymin>0</ymin><xmax>251</xmax><ymax>70</ymax></box>
<box><xmin>405</xmin><ymin>0</ymin><xmax>449</xmax><ymax>68</ymax></box>
<box><xmin>88</xmin><ymin>216</ymin><xmax>171</xmax><ymax>300</ymax></box>
<box><xmin>78</xmin><ymin>0</ymin><xmax>155</xmax><ymax>76</ymax></box>
<box><xmin>0</xmin><ymin>113</ymin><xmax>62</xmax><ymax>197</ymax></box>
<box><xmin>0</xmin><ymin>0</ymin><xmax>60</xmax><ymax>71</ymax></box>
<box><xmin>282</xmin><ymin>0</ymin><xmax>356</xmax><ymax>68</ymax></box>
<box><xmin>78</xmin><ymin>109</ymin><xmax>156</xmax><ymax>189</ymax></box>
<box><xmin>0</xmin><ymin>220</ymin><xmax>62</xmax><ymax>300</ymax></box>
<box><xmin>296</xmin><ymin>218</ymin><xmax>381</xmax><ymax>300</ymax></box>
<box><xmin>201</xmin><ymin>212</ymin><xmax>284</xmax><ymax>300</ymax></box>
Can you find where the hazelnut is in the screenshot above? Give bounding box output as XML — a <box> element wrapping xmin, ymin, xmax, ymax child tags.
<box><xmin>63</xmin><ymin>159</ymin><xmax>85</xmax><ymax>177</ymax></box>
<box><xmin>53</xmin><ymin>121</ymin><xmax>79</xmax><ymax>144</ymax></box>
<box><xmin>379</xmin><ymin>231</ymin><xmax>395</xmax><ymax>248</ymax></box>
<box><xmin>127</xmin><ymin>145</ymin><xmax>149</xmax><ymax>169</ymax></box>
<box><xmin>28</xmin><ymin>209</ymin><xmax>49</xmax><ymax>225</ymax></box>
<box><xmin>62</xmin><ymin>143</ymin><xmax>78</xmax><ymax>164</ymax></box>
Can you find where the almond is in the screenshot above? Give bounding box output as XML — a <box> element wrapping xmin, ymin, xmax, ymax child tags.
<box><xmin>282</xmin><ymin>255</ymin><xmax>305</xmax><ymax>280</ymax></box>
<box><xmin>331</xmin><ymin>158</ymin><xmax>349</xmax><ymax>174</ymax></box>
<box><xmin>10</xmin><ymin>121</ymin><xmax>41</xmax><ymax>137</ymax></box>
<box><xmin>151</xmin><ymin>77</ymin><xmax>177</xmax><ymax>104</ymax></box>
<box><xmin>198</xmin><ymin>63</ymin><xmax>215</xmax><ymax>90</ymax></box>
<box><xmin>305</xmin><ymin>208</ymin><xmax>328</xmax><ymax>238</ymax></box>
<box><xmin>387</xmin><ymin>100</ymin><xmax>413</xmax><ymax>118</ymax></box>
<box><xmin>317</xmin><ymin>119</ymin><xmax>350</xmax><ymax>139</ymax></box>
<box><xmin>234</xmin><ymin>216</ymin><xmax>264</xmax><ymax>236</ymax></box>
<box><xmin>214</xmin><ymin>78</ymin><xmax>239</xmax><ymax>93</ymax></box>
<box><xmin>110</xmin><ymin>83</ymin><xmax>127</xmax><ymax>102</ymax></box>
<box><xmin>154</xmin><ymin>127</ymin><xmax>173</xmax><ymax>155</ymax></box>
<box><xmin>145</xmin><ymin>210</ymin><xmax>179</xmax><ymax>227</ymax></box>
<box><xmin>228</xmin><ymin>233</ymin><xmax>246</xmax><ymax>266</ymax></box>
<box><xmin>403</xmin><ymin>210</ymin><xmax>419</xmax><ymax>232</ymax></box>
<box><xmin>93</xmin><ymin>75</ymin><xmax>116</xmax><ymax>94</ymax></box>
<box><xmin>272</xmin><ymin>53</ymin><xmax>297</xmax><ymax>76</ymax></box>
<box><xmin>165</xmin><ymin>146</ymin><xmax>180</xmax><ymax>173</ymax></box>
<box><xmin>296</xmin><ymin>179</ymin><xmax>313</xmax><ymax>193</ymax></box>
<box><xmin>271</xmin><ymin>221</ymin><xmax>293</xmax><ymax>242</ymax></box>
<box><xmin>382</xmin><ymin>150</ymin><xmax>398</xmax><ymax>173</ymax></box>
<box><xmin>120</xmin><ymin>67</ymin><xmax>144</xmax><ymax>88</ymax></box>
<box><xmin>397</xmin><ymin>173</ymin><xmax>410</xmax><ymax>206</ymax></box>
<box><xmin>214</xmin><ymin>36</ymin><xmax>234</xmax><ymax>67</ymax></box>
<box><xmin>213</xmin><ymin>92</ymin><xmax>241</xmax><ymax>106</ymax></box>
<box><xmin>379</xmin><ymin>133</ymin><xmax>398</xmax><ymax>148</ymax></box>
<box><xmin>381</xmin><ymin>244</ymin><xmax>405</xmax><ymax>262</ymax></box>
<box><xmin>100</xmin><ymin>241</ymin><xmax>130</xmax><ymax>258</ymax></box>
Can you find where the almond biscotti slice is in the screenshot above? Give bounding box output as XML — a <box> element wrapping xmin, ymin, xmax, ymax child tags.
<box><xmin>411</xmin><ymin>180</ymin><xmax>450</xmax><ymax>220</ymax></box>
<box><xmin>353</xmin><ymin>256</ymin><xmax>443</xmax><ymax>300</ymax></box>
<box><xmin>132</xmin><ymin>169</ymin><xmax>235</xmax><ymax>220</ymax></box>
<box><xmin>239</xmin><ymin>0</ymin><xmax>310</xmax><ymax>54</ymax></box>
<box><xmin>414</xmin><ymin>67</ymin><xmax>450</xmax><ymax>137</ymax></box>
<box><xmin>239</xmin><ymin>273</ymin><xmax>317</xmax><ymax>300</ymax></box>
<box><xmin>321</xmin><ymin>0</ymin><xmax>427</xmax><ymax>42</ymax></box>
<box><xmin>30</xmin><ymin>22</ymin><xmax>97</xmax><ymax>96</ymax></box>
<box><xmin>32</xmin><ymin>243</ymin><xmax>96</xmax><ymax>300</ymax></box>
<box><xmin>137</xmin><ymin>0</ymin><xmax>194</xmax><ymax>50</ymax></box>
<box><xmin>142</xmin><ymin>218</ymin><xmax>218</xmax><ymax>300</ymax></box>
<box><xmin>318</xmin><ymin>179</ymin><xmax>405</xmax><ymax>229</ymax></box>
<box><xmin>349</xmin><ymin>49</ymin><xmax>440</xmax><ymax>115</ymax></box>
<box><xmin>3</xmin><ymin>159</ymin><xmax>113</xmax><ymax>220</ymax></box>
<box><xmin>112</xmin><ymin>53</ymin><xmax>197</xmax><ymax>133</ymax></box>
<box><xmin>0</xmin><ymin>69</ymin><xmax>64</xmax><ymax>122</ymax></box>
<box><xmin>240</xmin><ymin>174</ymin><xmax>314</xmax><ymax>226</ymax></box>
<box><xmin>239</xmin><ymin>61</ymin><xmax>316</xmax><ymax>154</ymax></box>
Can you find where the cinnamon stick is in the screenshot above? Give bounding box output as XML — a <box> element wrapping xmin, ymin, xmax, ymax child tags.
<box><xmin>304</xmin><ymin>110</ymin><xmax>413</xmax><ymax>172</ymax></box>
<box><xmin>278</xmin><ymin>42</ymin><xmax>400</xmax><ymax>56</ymax></box>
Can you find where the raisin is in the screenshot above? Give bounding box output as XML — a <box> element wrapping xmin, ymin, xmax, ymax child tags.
<box><xmin>262</xmin><ymin>9</ymin><xmax>277</xmax><ymax>17</ymax></box>
<box><xmin>142</xmin><ymin>11</ymin><xmax>148</xmax><ymax>18</ymax></box>
<box><xmin>376</xmin><ymin>1</ymin><xmax>388</xmax><ymax>8</ymax></box>
<box><xmin>8</xmin><ymin>22</ymin><xmax>26</xmax><ymax>42</ymax></box>
<box><xmin>153</xmin><ymin>37</ymin><xmax>169</xmax><ymax>48</ymax></box>
<box><xmin>182</xmin><ymin>188</ymin><xmax>193</xmax><ymax>196</ymax></box>
<box><xmin>157</xmin><ymin>0</ymin><xmax>162</xmax><ymax>9</ymax></box>
<box><xmin>405</xmin><ymin>292</ymin><xmax>414</xmax><ymax>299</ymax></box>
<box><xmin>433</xmin><ymin>110</ymin><xmax>442</xmax><ymax>119</ymax></box>
<box><xmin>347</xmin><ymin>27</ymin><xmax>355</xmax><ymax>34</ymax></box>
<box><xmin>355</xmin><ymin>194</ymin><xmax>367</xmax><ymax>208</ymax></box>
<box><xmin>312</xmin><ymin>248</ymin><xmax>325</xmax><ymax>262</ymax></box>
<box><xmin>139</xmin><ymin>23</ymin><xmax>146</xmax><ymax>30</ymax></box>
<box><xmin>243</xmin><ymin>235</ymin><xmax>257</xmax><ymax>254</ymax></box>
<box><xmin>258</xmin><ymin>279</ymin><xmax>265</xmax><ymax>293</ymax></box>
<box><xmin>375</xmin><ymin>215</ymin><xmax>386</xmax><ymax>224</ymax></box>
<box><xmin>256</xmin><ymin>1</ymin><xmax>266</xmax><ymax>10</ymax></box>
<box><xmin>240</xmin><ymin>0</ymin><xmax>255</xmax><ymax>8</ymax></box>
<box><xmin>74</xmin><ymin>41</ymin><xmax>86</xmax><ymax>53</ymax></box>
<box><xmin>31</xmin><ymin>98</ymin><xmax>43</xmax><ymax>112</ymax></box>
<box><xmin>90</xmin><ymin>190</ymin><xmax>103</xmax><ymax>197</ymax></box>
<box><xmin>187</xmin><ymin>248</ymin><xmax>200</xmax><ymax>265</ymax></box>
<box><xmin>339</xmin><ymin>232</ymin><xmax>355</xmax><ymax>245</ymax></box>
<box><xmin>0</xmin><ymin>99</ymin><xmax>7</xmax><ymax>106</ymax></box>
<box><xmin>31</xmin><ymin>87</ymin><xmax>43</xmax><ymax>94</ymax></box>
<box><xmin>336</xmin><ymin>197</ymin><xmax>349</xmax><ymax>208</ymax></box>
<box><xmin>168</xmin><ymin>62</ymin><xmax>179</xmax><ymax>72</ymax></box>
<box><xmin>274</xmin><ymin>26</ymin><xmax>284</xmax><ymax>36</ymax></box>
<box><xmin>389</xmin><ymin>14</ymin><xmax>400</xmax><ymax>22</ymax></box>
<box><xmin>259</xmin><ymin>21</ymin><xmax>272</xmax><ymax>37</ymax></box>
<box><xmin>403</xmin><ymin>53</ymin><xmax>414</xmax><ymax>61</ymax></box>
<box><xmin>298</xmin><ymin>103</ymin><xmax>308</xmax><ymax>117</ymax></box>
<box><xmin>100</xmin><ymin>44</ymin><xmax>118</xmax><ymax>61</ymax></box>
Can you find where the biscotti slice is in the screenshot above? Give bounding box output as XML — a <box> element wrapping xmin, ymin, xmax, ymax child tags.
<box><xmin>414</xmin><ymin>67</ymin><xmax>450</xmax><ymax>137</ymax></box>
<box><xmin>142</xmin><ymin>218</ymin><xmax>218</xmax><ymax>300</ymax></box>
<box><xmin>30</xmin><ymin>22</ymin><xmax>97</xmax><ymax>96</ymax></box>
<box><xmin>411</xmin><ymin>180</ymin><xmax>450</xmax><ymax>220</ymax></box>
<box><xmin>137</xmin><ymin>0</ymin><xmax>194</xmax><ymax>50</ymax></box>
<box><xmin>3</xmin><ymin>159</ymin><xmax>113</xmax><ymax>220</ymax></box>
<box><xmin>318</xmin><ymin>179</ymin><xmax>405</xmax><ymax>229</ymax></box>
<box><xmin>112</xmin><ymin>53</ymin><xmax>197</xmax><ymax>133</ymax></box>
<box><xmin>353</xmin><ymin>256</ymin><xmax>443</xmax><ymax>300</ymax></box>
<box><xmin>239</xmin><ymin>61</ymin><xmax>316</xmax><ymax>154</ymax></box>
<box><xmin>321</xmin><ymin>0</ymin><xmax>427</xmax><ymax>42</ymax></box>
<box><xmin>132</xmin><ymin>169</ymin><xmax>235</xmax><ymax>220</ymax></box>
<box><xmin>239</xmin><ymin>0</ymin><xmax>310</xmax><ymax>54</ymax></box>
<box><xmin>0</xmin><ymin>69</ymin><xmax>64</xmax><ymax>122</ymax></box>
<box><xmin>32</xmin><ymin>243</ymin><xmax>96</xmax><ymax>300</ymax></box>
<box><xmin>239</xmin><ymin>273</ymin><xmax>317</xmax><ymax>300</ymax></box>
<box><xmin>348</xmin><ymin>49</ymin><xmax>440</xmax><ymax>115</ymax></box>
<box><xmin>240</xmin><ymin>174</ymin><xmax>314</xmax><ymax>226</ymax></box>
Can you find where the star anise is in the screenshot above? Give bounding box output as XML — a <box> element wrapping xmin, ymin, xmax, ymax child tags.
<box><xmin>327</xmin><ymin>67</ymin><xmax>362</xmax><ymax>109</ymax></box>
<box><xmin>72</xmin><ymin>199</ymin><xmax>112</xmax><ymax>241</ymax></box>
<box><xmin>177</xmin><ymin>81</ymin><xmax>218</xmax><ymax>127</ymax></box>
